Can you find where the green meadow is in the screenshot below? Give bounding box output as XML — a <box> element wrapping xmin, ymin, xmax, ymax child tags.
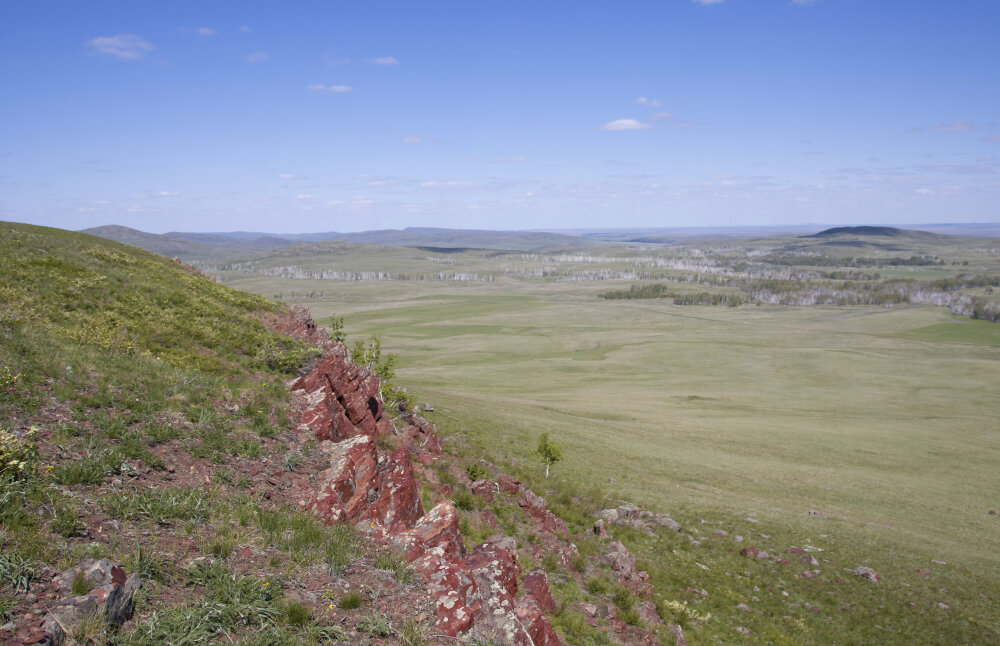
<box><xmin>219</xmin><ymin>251</ymin><xmax>999</xmax><ymax>554</ymax></box>
<box><xmin>215</xmin><ymin>233</ymin><xmax>1000</xmax><ymax>641</ymax></box>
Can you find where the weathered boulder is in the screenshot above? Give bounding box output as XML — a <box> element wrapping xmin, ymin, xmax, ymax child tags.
<box><xmin>522</xmin><ymin>568</ymin><xmax>557</xmax><ymax>613</ymax></box>
<box><xmin>603</xmin><ymin>540</ymin><xmax>651</xmax><ymax>597</ymax></box>
<box><xmin>310</xmin><ymin>436</ymin><xmax>378</xmax><ymax>524</ymax></box>
<box><xmin>393</xmin><ymin>500</ymin><xmax>465</xmax><ymax>560</ymax></box>
<box><xmin>853</xmin><ymin>566</ymin><xmax>880</xmax><ymax>585</ymax></box>
<box><xmin>41</xmin><ymin>560</ymin><xmax>140</xmax><ymax>645</ymax></box>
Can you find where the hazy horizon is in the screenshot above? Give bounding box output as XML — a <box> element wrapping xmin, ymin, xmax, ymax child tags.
<box><xmin>2</xmin><ymin>1</ymin><xmax>998</xmax><ymax>234</ymax></box>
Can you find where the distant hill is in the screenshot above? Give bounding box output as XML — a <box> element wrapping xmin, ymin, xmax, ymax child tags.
<box><xmin>806</xmin><ymin>226</ymin><xmax>922</xmax><ymax>238</ymax></box>
<box><xmin>81</xmin><ymin>225</ymin><xmax>212</xmax><ymax>257</ymax></box>
<box><xmin>89</xmin><ymin>225</ymin><xmax>603</xmax><ymax>254</ymax></box>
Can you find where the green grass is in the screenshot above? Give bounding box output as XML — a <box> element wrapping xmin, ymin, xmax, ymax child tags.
<box><xmin>219</xmin><ymin>234</ymin><xmax>1000</xmax><ymax>644</ymax></box>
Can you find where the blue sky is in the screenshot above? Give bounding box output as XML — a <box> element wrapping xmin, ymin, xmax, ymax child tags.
<box><xmin>1</xmin><ymin>1</ymin><xmax>998</xmax><ymax>233</ymax></box>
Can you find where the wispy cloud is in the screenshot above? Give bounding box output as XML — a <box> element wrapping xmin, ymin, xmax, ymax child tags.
<box><xmin>196</xmin><ymin>27</ymin><xmax>216</xmax><ymax>36</ymax></box>
<box><xmin>85</xmin><ymin>34</ymin><xmax>154</xmax><ymax>60</ymax></box>
<box><xmin>693</xmin><ymin>0</ymin><xmax>724</xmax><ymax>5</ymax></box>
<box><xmin>401</xmin><ymin>135</ymin><xmax>423</xmax><ymax>144</ymax></box>
<box><xmin>791</xmin><ymin>0</ymin><xmax>818</xmax><ymax>5</ymax></box>
<box><xmin>492</xmin><ymin>157</ymin><xmax>527</xmax><ymax>163</ymax></box>
<box><xmin>980</xmin><ymin>135</ymin><xmax>1000</xmax><ymax>143</ymax></box>
<box><xmin>366</xmin><ymin>57</ymin><xmax>398</xmax><ymax>65</ymax></box>
<box><xmin>636</xmin><ymin>97</ymin><xmax>662</xmax><ymax>107</ymax></box>
<box><xmin>651</xmin><ymin>112</ymin><xmax>694</xmax><ymax>128</ymax></box>
<box><xmin>600</xmin><ymin>119</ymin><xmax>650</xmax><ymax>131</ymax></box>
<box><xmin>307</xmin><ymin>84</ymin><xmax>352</xmax><ymax>93</ymax></box>
<box><xmin>154</xmin><ymin>191</ymin><xmax>178</xmax><ymax>197</ymax></box>
<box><xmin>278</xmin><ymin>173</ymin><xmax>295</xmax><ymax>179</ymax></box>
<box><xmin>906</xmin><ymin>121</ymin><xmax>978</xmax><ymax>133</ymax></box>
<box><xmin>245</xmin><ymin>51</ymin><xmax>269</xmax><ymax>63</ymax></box>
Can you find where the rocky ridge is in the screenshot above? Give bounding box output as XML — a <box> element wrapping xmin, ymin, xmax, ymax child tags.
<box><xmin>274</xmin><ymin>306</ymin><xmax>685</xmax><ymax>645</ymax></box>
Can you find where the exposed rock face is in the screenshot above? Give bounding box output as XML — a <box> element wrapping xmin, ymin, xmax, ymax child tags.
<box><xmin>287</xmin><ymin>309</ymin><xmax>561</xmax><ymax>645</ymax></box>
<box><xmin>290</xmin><ymin>344</ymin><xmax>391</xmax><ymax>441</ymax></box>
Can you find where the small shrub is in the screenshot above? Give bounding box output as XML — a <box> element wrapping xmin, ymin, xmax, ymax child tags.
<box><xmin>0</xmin><ymin>550</ymin><xmax>36</xmax><ymax>593</ymax></box>
<box><xmin>357</xmin><ymin>610</ymin><xmax>393</xmax><ymax>637</ymax></box>
<box><xmin>466</xmin><ymin>463</ymin><xmax>489</xmax><ymax>481</ymax></box>
<box><xmin>542</xmin><ymin>552</ymin><xmax>560</xmax><ymax>573</ymax></box>
<box><xmin>279</xmin><ymin>599</ymin><xmax>311</xmax><ymax>627</ymax></box>
<box><xmin>283</xmin><ymin>452</ymin><xmax>302</xmax><ymax>472</ymax></box>
<box><xmin>339</xmin><ymin>591</ymin><xmax>362</xmax><ymax>610</ymax></box>
<box><xmin>452</xmin><ymin>487</ymin><xmax>478</xmax><ymax>511</ymax></box>
<box><xmin>585</xmin><ymin>575</ymin><xmax>610</xmax><ymax>595</ymax></box>
<box><xmin>398</xmin><ymin>617</ymin><xmax>428</xmax><ymax>646</ymax></box>
<box><xmin>0</xmin><ymin>426</ymin><xmax>38</xmax><ymax>479</ymax></box>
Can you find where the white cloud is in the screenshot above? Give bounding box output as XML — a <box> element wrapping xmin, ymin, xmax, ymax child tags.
<box><xmin>239</xmin><ymin>25</ymin><xmax>251</xmax><ymax>33</ymax></box>
<box><xmin>979</xmin><ymin>135</ymin><xmax>1000</xmax><ymax>143</ymax></box>
<box><xmin>791</xmin><ymin>0</ymin><xmax>818</xmax><ymax>5</ymax></box>
<box><xmin>296</xmin><ymin>194</ymin><xmax>313</xmax><ymax>199</ymax></box>
<box><xmin>366</xmin><ymin>57</ymin><xmax>398</xmax><ymax>65</ymax></box>
<box><xmin>154</xmin><ymin>191</ymin><xmax>178</xmax><ymax>197</ymax></box>
<box><xmin>693</xmin><ymin>0</ymin><xmax>724</xmax><ymax>4</ymax></box>
<box><xmin>492</xmin><ymin>157</ymin><xmax>527</xmax><ymax>163</ymax></box>
<box><xmin>86</xmin><ymin>34</ymin><xmax>155</xmax><ymax>60</ymax></box>
<box><xmin>600</xmin><ymin>119</ymin><xmax>650</xmax><ymax>131</ymax></box>
<box><xmin>402</xmin><ymin>135</ymin><xmax>423</xmax><ymax>144</ymax></box>
<box><xmin>636</xmin><ymin>97</ymin><xmax>662</xmax><ymax>107</ymax></box>
<box><xmin>915</xmin><ymin>188</ymin><xmax>934</xmax><ymax>195</ymax></box>
<box><xmin>279</xmin><ymin>173</ymin><xmax>294</xmax><ymax>179</ymax></box>
<box><xmin>196</xmin><ymin>27</ymin><xmax>216</xmax><ymax>36</ymax></box>
<box><xmin>245</xmin><ymin>51</ymin><xmax>269</xmax><ymax>63</ymax></box>
<box><xmin>307</xmin><ymin>84</ymin><xmax>352</xmax><ymax>93</ymax></box>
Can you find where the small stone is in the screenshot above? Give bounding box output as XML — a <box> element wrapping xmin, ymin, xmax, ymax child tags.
<box><xmin>734</xmin><ymin>535</ymin><xmax>744</xmax><ymax>542</ymax></box>
<box><xmin>740</xmin><ymin>547</ymin><xmax>759</xmax><ymax>558</ymax></box>
<box><xmin>1</xmin><ymin>622</ymin><xmax>14</xmax><ymax>632</ymax></box>
<box><xmin>735</xmin><ymin>626</ymin><xmax>751</xmax><ymax>635</ymax></box>
<box><xmin>808</xmin><ymin>510</ymin><xmax>825</xmax><ymax>517</ymax></box>
<box><xmin>736</xmin><ymin>603</ymin><xmax>751</xmax><ymax>612</ymax></box>
<box><xmin>714</xmin><ymin>530</ymin><xmax>728</xmax><ymax>537</ymax></box>
<box><xmin>989</xmin><ymin>509</ymin><xmax>996</xmax><ymax>515</ymax></box>
<box><xmin>931</xmin><ymin>560</ymin><xmax>947</xmax><ymax>565</ymax></box>
<box><xmin>852</xmin><ymin>566</ymin><xmax>880</xmax><ymax>585</ymax></box>
<box><xmin>938</xmin><ymin>602</ymin><xmax>950</xmax><ymax>610</ymax></box>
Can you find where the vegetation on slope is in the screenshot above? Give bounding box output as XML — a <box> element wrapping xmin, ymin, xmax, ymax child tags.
<box><xmin>0</xmin><ymin>222</ymin><xmax>427</xmax><ymax>644</ymax></box>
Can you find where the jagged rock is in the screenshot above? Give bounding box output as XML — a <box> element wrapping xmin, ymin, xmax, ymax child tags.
<box><xmin>852</xmin><ymin>566</ymin><xmax>880</xmax><ymax>585</ymax></box>
<box><xmin>471</xmin><ymin>478</ymin><xmax>496</xmax><ymax>503</ymax></box>
<box><xmin>522</xmin><ymin>568</ymin><xmax>557</xmax><ymax>613</ymax></box>
<box><xmin>310</xmin><ymin>436</ymin><xmax>378</xmax><ymax>524</ymax></box>
<box><xmin>290</xmin><ymin>344</ymin><xmax>386</xmax><ymax>441</ymax></box>
<box><xmin>394</xmin><ymin>500</ymin><xmax>465</xmax><ymax>559</ymax></box>
<box><xmin>603</xmin><ymin>540</ymin><xmax>651</xmax><ymax>597</ymax></box>
<box><xmin>41</xmin><ymin>560</ymin><xmax>140</xmax><ymax>645</ymax></box>
<box><xmin>514</xmin><ymin>595</ymin><xmax>562</xmax><ymax>646</ymax></box>
<box><xmin>593</xmin><ymin>518</ymin><xmax>608</xmax><ymax>537</ymax></box>
<box><xmin>360</xmin><ymin>446</ymin><xmax>424</xmax><ymax>534</ymax></box>
<box><xmin>497</xmin><ymin>474</ymin><xmax>521</xmax><ymax>495</ymax></box>
<box><xmin>740</xmin><ymin>546</ymin><xmax>760</xmax><ymax>558</ymax></box>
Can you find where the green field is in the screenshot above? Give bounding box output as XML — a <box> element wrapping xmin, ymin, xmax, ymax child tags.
<box><xmin>209</xmin><ymin>235</ymin><xmax>1000</xmax><ymax>643</ymax></box>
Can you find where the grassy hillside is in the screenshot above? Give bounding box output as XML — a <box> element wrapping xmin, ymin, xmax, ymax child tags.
<box><xmin>0</xmin><ymin>222</ymin><xmax>427</xmax><ymax>644</ymax></box>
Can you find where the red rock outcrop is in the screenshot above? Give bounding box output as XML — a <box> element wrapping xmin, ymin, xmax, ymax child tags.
<box><xmin>281</xmin><ymin>307</ymin><xmax>563</xmax><ymax>645</ymax></box>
